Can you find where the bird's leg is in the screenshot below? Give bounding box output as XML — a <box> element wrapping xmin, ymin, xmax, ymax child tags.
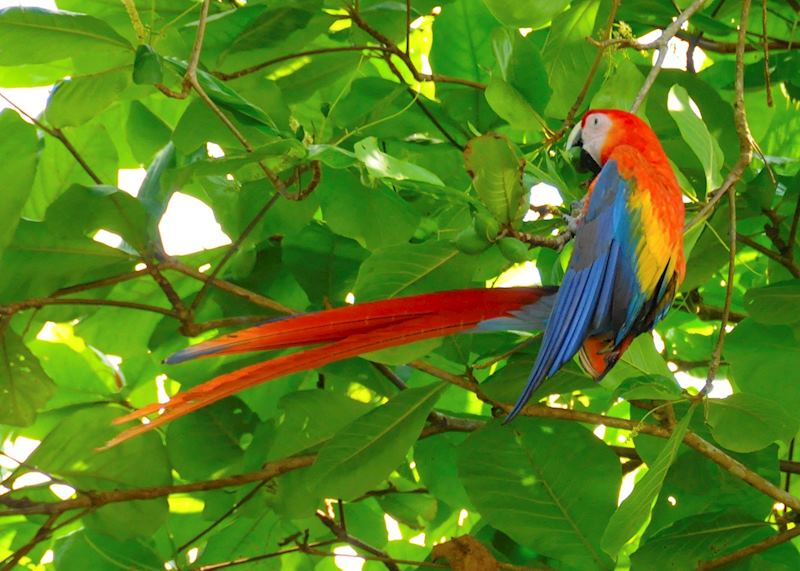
<box><xmin>563</xmin><ymin>199</ymin><xmax>586</xmax><ymax>234</ymax></box>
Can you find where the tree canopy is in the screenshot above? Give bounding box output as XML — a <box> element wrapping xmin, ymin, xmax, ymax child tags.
<box><xmin>0</xmin><ymin>0</ymin><xmax>799</xmax><ymax>570</ymax></box>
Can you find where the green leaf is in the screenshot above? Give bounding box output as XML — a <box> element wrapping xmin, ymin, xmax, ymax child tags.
<box><xmin>354</xmin><ymin>137</ymin><xmax>444</xmax><ymax>186</ymax></box>
<box><xmin>614</xmin><ymin>375</ymin><xmax>683</xmax><ymax>401</ymax></box>
<box><xmin>458</xmin><ymin>419</ymin><xmax>618</xmax><ymax>570</ymax></box>
<box><xmin>126</xmin><ymin>101</ymin><xmax>172</xmax><ymax>165</ymax></box>
<box><xmin>486</xmin><ymin>29</ymin><xmax>551</xmax><ymax>129</ymax></box>
<box><xmin>132</xmin><ymin>44</ymin><xmax>163</xmax><ymax>85</ymax></box>
<box><xmin>318</xmin><ymin>168</ymin><xmax>420</xmax><ymax>249</ymax></box>
<box><xmin>165</xmin><ymin>58</ymin><xmax>282</xmax><ymax>136</ymax></box>
<box><xmin>0</xmin><ymin>7</ymin><xmax>132</xmax><ymax>65</ymax></box>
<box><xmin>542</xmin><ymin>0</ymin><xmax>604</xmax><ymax>118</ymax></box>
<box><xmin>0</xmin><ymin>220</ymin><xmax>134</xmax><ymax>303</ymax></box>
<box><xmin>415</xmin><ymin>432</ymin><xmax>474</xmax><ymax>509</ymax></box>
<box><xmin>45</xmin><ymin>184</ymin><xmax>151</xmax><ymax>252</ymax></box>
<box><xmin>167</xmin><ymin>397</ymin><xmax>257</xmax><ymax>480</ymax></box>
<box><xmin>429</xmin><ymin>0</ymin><xmax>499</xmax><ymax>130</ymax></box>
<box><xmin>707</xmin><ymin>393</ymin><xmax>799</xmax><ymax>453</ymax></box>
<box><xmin>25</xmin><ymin>123</ymin><xmax>119</xmax><ymax>220</ymax></box>
<box><xmin>268</xmin><ymin>389</ymin><xmax>371</xmax><ymax>460</ymax></box>
<box><xmin>726</xmin><ymin>320</ymin><xmax>800</xmax><ymax>412</ymax></box>
<box><xmin>744</xmin><ymin>280</ymin><xmax>800</xmax><ymax>326</ymax></box>
<box><xmin>464</xmin><ymin>134</ymin><xmax>528</xmax><ymax>226</ymax></box>
<box><xmin>26</xmin><ymin>406</ymin><xmax>171</xmax><ymax>539</ymax></box>
<box><xmin>601</xmin><ymin>404</ymin><xmax>696</xmax><ymax>556</ymax></box>
<box><xmin>0</xmin><ymin>330</ymin><xmax>55</xmax><ymax>426</ymax></box>
<box><xmin>283</xmin><ymin>221</ymin><xmax>368</xmax><ymax>304</ymax></box>
<box><xmin>0</xmin><ymin>110</ymin><xmax>38</xmax><ymax>259</ymax></box>
<box><xmin>55</xmin><ymin>531</ymin><xmax>163</xmax><ymax>571</ymax></box>
<box><xmin>667</xmin><ymin>85</ymin><xmax>724</xmax><ymax>195</ymax></box>
<box><xmin>485</xmin><ymin>78</ymin><xmax>545</xmax><ymax>132</ymax></box>
<box><xmin>354</xmin><ymin>241</ymin><xmax>477</xmax><ymax>301</ymax></box>
<box><xmin>309</xmin><ymin>382</ymin><xmax>446</xmax><ymax>499</ymax></box>
<box><xmin>631</xmin><ymin>512</ymin><xmax>773</xmax><ymax>570</ymax></box>
<box><xmin>45</xmin><ymin>68</ymin><xmax>130</xmax><ymax>128</ymax></box>
<box><xmin>482</xmin><ymin>0</ymin><xmax>570</xmax><ymax>27</ymax></box>
<box><xmin>226</xmin><ymin>3</ymin><xmax>318</xmax><ymax>53</ymax></box>
<box><xmin>590</xmin><ymin>57</ymin><xmax>646</xmax><ymax>110</ymax></box>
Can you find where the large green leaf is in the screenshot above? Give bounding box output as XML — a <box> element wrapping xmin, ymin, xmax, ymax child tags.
<box><xmin>45</xmin><ymin>184</ymin><xmax>151</xmax><ymax>252</ymax></box>
<box><xmin>726</xmin><ymin>320</ymin><xmax>800</xmax><ymax>412</ymax></box>
<box><xmin>0</xmin><ymin>220</ymin><xmax>134</xmax><ymax>303</ymax></box>
<box><xmin>25</xmin><ymin>406</ymin><xmax>171</xmax><ymax>539</ymax></box>
<box><xmin>0</xmin><ymin>330</ymin><xmax>55</xmax><ymax>426</ymax></box>
<box><xmin>465</xmin><ymin>134</ymin><xmax>528</xmax><ymax>226</ymax></box>
<box><xmin>707</xmin><ymin>393</ymin><xmax>799</xmax><ymax>453</ymax></box>
<box><xmin>166</xmin><ymin>397</ymin><xmax>258</xmax><ymax>480</ymax></box>
<box><xmin>458</xmin><ymin>419</ymin><xmax>618</xmax><ymax>570</ymax></box>
<box><xmin>45</xmin><ymin>68</ymin><xmax>130</xmax><ymax>128</ymax></box>
<box><xmin>429</xmin><ymin>0</ymin><xmax>499</xmax><ymax>130</ymax></box>
<box><xmin>318</xmin><ymin>167</ymin><xmax>421</xmax><ymax>250</ymax></box>
<box><xmin>601</xmin><ymin>405</ymin><xmax>696</xmax><ymax>555</ymax></box>
<box><xmin>354</xmin><ymin>137</ymin><xmax>444</xmax><ymax>186</ymax></box>
<box><xmin>486</xmin><ymin>29</ymin><xmax>551</xmax><ymax>130</ymax></box>
<box><xmin>542</xmin><ymin>0</ymin><xmax>605</xmax><ymax>118</ymax></box>
<box><xmin>668</xmin><ymin>85</ymin><xmax>724</xmax><ymax>195</ymax></box>
<box><xmin>0</xmin><ymin>110</ymin><xmax>38</xmax><ymax>259</ymax></box>
<box><xmin>0</xmin><ymin>7</ymin><xmax>132</xmax><ymax>65</ymax></box>
<box><xmin>308</xmin><ymin>382</ymin><xmax>446</xmax><ymax>499</ymax></box>
<box><xmin>25</xmin><ymin>123</ymin><xmax>119</xmax><ymax>220</ymax></box>
<box><xmin>482</xmin><ymin>0</ymin><xmax>570</xmax><ymax>28</ymax></box>
<box><xmin>268</xmin><ymin>389</ymin><xmax>371</xmax><ymax>460</ymax></box>
<box><xmin>631</xmin><ymin>512</ymin><xmax>784</xmax><ymax>570</ymax></box>
<box><xmin>55</xmin><ymin>531</ymin><xmax>163</xmax><ymax>571</ymax></box>
<box><xmin>226</xmin><ymin>2</ymin><xmax>318</xmax><ymax>54</ymax></box>
<box><xmin>353</xmin><ymin>241</ymin><xmax>477</xmax><ymax>301</ymax></box>
<box><xmin>744</xmin><ymin>280</ymin><xmax>800</xmax><ymax>326</ymax></box>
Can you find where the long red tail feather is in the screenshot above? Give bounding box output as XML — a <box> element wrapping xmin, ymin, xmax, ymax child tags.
<box><xmin>106</xmin><ymin>288</ymin><xmax>551</xmax><ymax>447</ymax></box>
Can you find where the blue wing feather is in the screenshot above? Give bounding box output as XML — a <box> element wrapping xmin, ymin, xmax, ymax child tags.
<box><xmin>505</xmin><ymin>160</ymin><xmax>646</xmax><ymax>422</ymax></box>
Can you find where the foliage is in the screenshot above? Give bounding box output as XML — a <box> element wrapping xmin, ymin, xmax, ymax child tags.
<box><xmin>0</xmin><ymin>0</ymin><xmax>798</xmax><ymax>570</ymax></box>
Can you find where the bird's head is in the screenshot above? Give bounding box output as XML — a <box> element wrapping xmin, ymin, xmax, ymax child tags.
<box><xmin>566</xmin><ymin>109</ymin><xmax>661</xmax><ymax>173</ymax></box>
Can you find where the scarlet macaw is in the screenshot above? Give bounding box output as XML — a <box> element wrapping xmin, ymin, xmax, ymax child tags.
<box><xmin>109</xmin><ymin>109</ymin><xmax>684</xmax><ymax>445</ymax></box>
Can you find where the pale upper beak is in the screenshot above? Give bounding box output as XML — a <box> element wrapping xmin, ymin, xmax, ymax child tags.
<box><xmin>566</xmin><ymin>122</ymin><xmax>583</xmax><ymax>150</ymax></box>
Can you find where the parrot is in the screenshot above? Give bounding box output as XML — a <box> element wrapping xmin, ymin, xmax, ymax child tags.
<box><xmin>107</xmin><ymin>109</ymin><xmax>685</xmax><ymax>447</ymax></box>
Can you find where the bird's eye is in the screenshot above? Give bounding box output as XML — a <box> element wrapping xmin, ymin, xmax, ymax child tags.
<box><xmin>592</xmin><ymin>117</ymin><xmax>599</xmax><ymax>126</ymax></box>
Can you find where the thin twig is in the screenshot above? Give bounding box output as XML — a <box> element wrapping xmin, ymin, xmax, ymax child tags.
<box><xmin>762</xmin><ymin>0</ymin><xmax>773</xmax><ymax>106</ymax></box>
<box><xmin>188</xmin><ymin>192</ymin><xmax>282</xmax><ymax>313</ymax></box>
<box><xmin>0</xmin><ymin>513</ymin><xmax>59</xmax><ymax>571</ymax></box>
<box><xmin>686</xmin><ymin>0</ymin><xmax>754</xmax><ymax>230</ymax></box>
<box><xmin>316</xmin><ymin>511</ymin><xmax>401</xmax><ymax>571</ymax></box>
<box><xmin>0</xmin><ymin>92</ymin><xmax>103</xmax><ymax>184</ymax></box>
<box><xmin>628</xmin><ymin>0</ymin><xmax>709</xmax><ymax>112</ymax></box>
<box><xmin>0</xmin><ymin>455</ymin><xmax>315</xmax><ymax>517</ymax></box>
<box><xmin>178</xmin><ymin>480</ymin><xmax>271</xmax><ymax>552</ymax></box>
<box><xmin>737</xmin><ymin>234</ymin><xmax>800</xmax><ymax>277</ymax></box>
<box><xmin>215</xmin><ymin>46</ymin><xmax>387</xmax><ymax>80</ymax></box>
<box><xmin>696</xmin><ymin>524</ymin><xmax>800</xmax><ymax>570</ymax></box>
<box><xmin>0</xmin><ymin>297</ymin><xmax>176</xmax><ymax>318</ymax></box>
<box><xmin>703</xmin><ymin>187</ymin><xmax>736</xmax><ymax>390</ymax></box>
<box><xmin>545</xmin><ymin>0</ymin><xmax>620</xmax><ymax>145</ymax></box>
<box><xmin>162</xmin><ymin>260</ymin><xmax>295</xmax><ymax>315</ymax></box>
<box><xmin>195</xmin><ymin>540</ymin><xmax>337</xmax><ymax>571</ymax></box>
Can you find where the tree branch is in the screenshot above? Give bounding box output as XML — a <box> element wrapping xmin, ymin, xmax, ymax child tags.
<box><xmin>696</xmin><ymin>523</ymin><xmax>800</xmax><ymax>570</ymax></box>
<box><xmin>0</xmin><ymin>455</ymin><xmax>315</xmax><ymax>517</ymax></box>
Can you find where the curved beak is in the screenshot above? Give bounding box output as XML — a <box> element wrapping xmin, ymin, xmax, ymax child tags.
<box><xmin>565</xmin><ymin>121</ymin><xmax>600</xmax><ymax>174</ymax></box>
<box><xmin>566</xmin><ymin>122</ymin><xmax>583</xmax><ymax>150</ymax></box>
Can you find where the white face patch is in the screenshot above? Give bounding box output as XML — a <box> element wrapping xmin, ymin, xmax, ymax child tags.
<box><xmin>579</xmin><ymin>113</ymin><xmax>613</xmax><ymax>165</ymax></box>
